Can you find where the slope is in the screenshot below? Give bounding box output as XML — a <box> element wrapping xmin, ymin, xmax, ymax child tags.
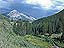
<box><xmin>31</xmin><ymin>9</ymin><xmax>64</xmax><ymax>47</ymax></box>
<box><xmin>0</xmin><ymin>14</ymin><xmax>53</xmax><ymax>48</ymax></box>
<box><xmin>32</xmin><ymin>9</ymin><xmax>64</xmax><ymax>35</ymax></box>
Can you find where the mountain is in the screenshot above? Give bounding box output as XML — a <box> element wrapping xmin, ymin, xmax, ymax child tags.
<box><xmin>0</xmin><ymin>9</ymin><xmax>64</xmax><ymax>48</ymax></box>
<box><xmin>12</xmin><ymin>9</ymin><xmax>64</xmax><ymax>37</ymax></box>
<box><xmin>32</xmin><ymin>9</ymin><xmax>64</xmax><ymax>35</ymax></box>
<box><xmin>0</xmin><ymin>14</ymin><xmax>55</xmax><ymax>48</ymax></box>
<box><xmin>7</xmin><ymin>10</ymin><xmax>36</xmax><ymax>22</ymax></box>
<box><xmin>12</xmin><ymin>9</ymin><xmax>64</xmax><ymax>48</ymax></box>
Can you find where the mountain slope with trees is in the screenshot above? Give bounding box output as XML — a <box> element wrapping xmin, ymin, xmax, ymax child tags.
<box><xmin>0</xmin><ymin>15</ymin><xmax>53</xmax><ymax>48</ymax></box>
<box><xmin>11</xmin><ymin>9</ymin><xmax>64</xmax><ymax>47</ymax></box>
<box><xmin>32</xmin><ymin>9</ymin><xmax>64</xmax><ymax>35</ymax></box>
<box><xmin>0</xmin><ymin>9</ymin><xmax>64</xmax><ymax>48</ymax></box>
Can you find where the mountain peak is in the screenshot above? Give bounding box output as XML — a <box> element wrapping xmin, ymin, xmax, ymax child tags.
<box><xmin>7</xmin><ymin>10</ymin><xmax>36</xmax><ymax>22</ymax></box>
<box><xmin>8</xmin><ymin>10</ymin><xmax>20</xmax><ymax>16</ymax></box>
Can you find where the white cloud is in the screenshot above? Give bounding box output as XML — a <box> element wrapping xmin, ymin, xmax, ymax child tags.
<box><xmin>33</xmin><ymin>6</ymin><xmax>40</xmax><ymax>9</ymax></box>
<box><xmin>55</xmin><ymin>0</ymin><xmax>64</xmax><ymax>2</ymax></box>
<box><xmin>54</xmin><ymin>6</ymin><xmax>64</xmax><ymax>10</ymax></box>
<box><xmin>0</xmin><ymin>0</ymin><xmax>10</xmax><ymax>9</ymax></box>
<box><xmin>5</xmin><ymin>0</ymin><xmax>15</xmax><ymax>2</ymax></box>
<box><xmin>22</xmin><ymin>0</ymin><xmax>54</xmax><ymax>9</ymax></box>
<box><xmin>22</xmin><ymin>0</ymin><xmax>64</xmax><ymax>10</ymax></box>
<box><xmin>0</xmin><ymin>0</ymin><xmax>64</xmax><ymax>11</ymax></box>
<box><xmin>52</xmin><ymin>0</ymin><xmax>64</xmax><ymax>10</ymax></box>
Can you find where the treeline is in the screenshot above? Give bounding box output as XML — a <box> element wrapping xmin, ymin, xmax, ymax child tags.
<box><xmin>13</xmin><ymin>20</ymin><xmax>33</xmax><ymax>35</ymax></box>
<box><xmin>12</xmin><ymin>9</ymin><xmax>64</xmax><ymax>41</ymax></box>
<box><xmin>33</xmin><ymin>15</ymin><xmax>64</xmax><ymax>35</ymax></box>
<box><xmin>32</xmin><ymin>9</ymin><xmax>64</xmax><ymax>40</ymax></box>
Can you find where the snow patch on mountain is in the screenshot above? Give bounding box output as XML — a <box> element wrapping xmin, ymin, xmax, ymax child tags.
<box><xmin>8</xmin><ymin>10</ymin><xmax>36</xmax><ymax>22</ymax></box>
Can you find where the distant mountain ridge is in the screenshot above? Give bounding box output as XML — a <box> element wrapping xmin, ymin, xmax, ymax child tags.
<box><xmin>7</xmin><ymin>10</ymin><xmax>36</xmax><ymax>22</ymax></box>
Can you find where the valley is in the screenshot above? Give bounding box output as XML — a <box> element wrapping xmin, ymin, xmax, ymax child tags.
<box><xmin>0</xmin><ymin>9</ymin><xmax>64</xmax><ymax>48</ymax></box>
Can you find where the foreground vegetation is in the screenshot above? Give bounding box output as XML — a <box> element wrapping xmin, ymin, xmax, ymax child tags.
<box><xmin>0</xmin><ymin>15</ymin><xmax>53</xmax><ymax>48</ymax></box>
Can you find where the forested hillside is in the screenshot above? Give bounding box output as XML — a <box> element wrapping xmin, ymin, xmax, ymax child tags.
<box><xmin>32</xmin><ymin>9</ymin><xmax>64</xmax><ymax>35</ymax></box>
<box><xmin>0</xmin><ymin>9</ymin><xmax>64</xmax><ymax>48</ymax></box>
<box><xmin>0</xmin><ymin>15</ymin><xmax>54</xmax><ymax>48</ymax></box>
<box><xmin>13</xmin><ymin>9</ymin><xmax>64</xmax><ymax>37</ymax></box>
<box><xmin>11</xmin><ymin>9</ymin><xmax>64</xmax><ymax>48</ymax></box>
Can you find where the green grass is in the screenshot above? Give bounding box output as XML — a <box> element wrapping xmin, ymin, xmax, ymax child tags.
<box><xmin>24</xmin><ymin>35</ymin><xmax>52</xmax><ymax>48</ymax></box>
<box><xmin>0</xmin><ymin>15</ymin><xmax>52</xmax><ymax>48</ymax></box>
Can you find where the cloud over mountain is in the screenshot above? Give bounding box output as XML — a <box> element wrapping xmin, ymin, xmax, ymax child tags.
<box><xmin>0</xmin><ymin>0</ymin><xmax>64</xmax><ymax>18</ymax></box>
<box><xmin>0</xmin><ymin>0</ymin><xmax>64</xmax><ymax>10</ymax></box>
<box><xmin>22</xmin><ymin>0</ymin><xmax>64</xmax><ymax>10</ymax></box>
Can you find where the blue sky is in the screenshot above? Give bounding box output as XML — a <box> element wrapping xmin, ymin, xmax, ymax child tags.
<box><xmin>0</xmin><ymin>0</ymin><xmax>64</xmax><ymax>19</ymax></box>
